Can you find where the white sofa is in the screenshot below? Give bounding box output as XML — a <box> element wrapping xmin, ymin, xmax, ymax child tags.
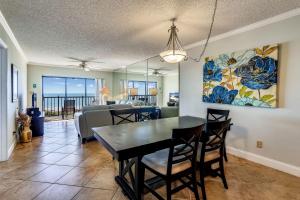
<box><xmin>74</xmin><ymin>104</ymin><xmax>133</xmax><ymax>143</ymax></box>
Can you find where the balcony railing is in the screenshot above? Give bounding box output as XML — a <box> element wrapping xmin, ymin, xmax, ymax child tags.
<box><xmin>42</xmin><ymin>96</ymin><xmax>96</xmax><ymax>116</ymax></box>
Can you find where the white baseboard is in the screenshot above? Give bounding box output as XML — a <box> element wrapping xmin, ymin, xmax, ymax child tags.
<box><xmin>227</xmin><ymin>146</ymin><xmax>300</xmax><ymax>177</ymax></box>
<box><xmin>7</xmin><ymin>138</ymin><xmax>16</xmax><ymax>159</ymax></box>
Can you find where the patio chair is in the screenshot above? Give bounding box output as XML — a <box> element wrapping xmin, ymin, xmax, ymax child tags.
<box><xmin>62</xmin><ymin>100</ymin><xmax>76</xmax><ymax>119</ymax></box>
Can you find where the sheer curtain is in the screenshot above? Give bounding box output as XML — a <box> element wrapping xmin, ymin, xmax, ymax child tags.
<box><xmin>96</xmin><ymin>79</ymin><xmax>105</xmax><ymax>105</ymax></box>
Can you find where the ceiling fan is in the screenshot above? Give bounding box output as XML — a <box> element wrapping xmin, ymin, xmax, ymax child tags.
<box><xmin>66</xmin><ymin>57</ymin><xmax>104</xmax><ymax>71</ymax></box>
<box><xmin>149</xmin><ymin>68</ymin><xmax>171</xmax><ymax>76</ymax></box>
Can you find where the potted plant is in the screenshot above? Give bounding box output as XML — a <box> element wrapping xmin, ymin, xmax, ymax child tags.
<box><xmin>16</xmin><ymin>112</ymin><xmax>32</xmax><ymax>143</ymax></box>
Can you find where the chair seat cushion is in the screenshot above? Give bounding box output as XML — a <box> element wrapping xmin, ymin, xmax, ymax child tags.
<box><xmin>197</xmin><ymin>143</ymin><xmax>220</xmax><ymax>162</ymax></box>
<box><xmin>142</xmin><ymin>148</ymin><xmax>191</xmax><ymax>175</ymax></box>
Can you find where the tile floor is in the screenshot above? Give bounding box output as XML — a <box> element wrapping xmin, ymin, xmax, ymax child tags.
<box><xmin>0</xmin><ymin>120</ymin><xmax>299</xmax><ymax>200</ymax></box>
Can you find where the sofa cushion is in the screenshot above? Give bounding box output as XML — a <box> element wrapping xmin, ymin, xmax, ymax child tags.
<box><xmin>110</xmin><ymin>104</ymin><xmax>133</xmax><ymax>109</ymax></box>
<box><xmin>82</xmin><ymin>105</ymin><xmax>110</xmax><ymax>113</ymax></box>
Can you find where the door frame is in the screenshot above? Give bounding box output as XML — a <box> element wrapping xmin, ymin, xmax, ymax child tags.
<box><xmin>0</xmin><ymin>38</ymin><xmax>8</xmax><ymax>161</ymax></box>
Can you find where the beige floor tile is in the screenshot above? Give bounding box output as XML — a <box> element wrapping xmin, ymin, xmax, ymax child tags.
<box><xmin>36</xmin><ymin>152</ymin><xmax>68</xmax><ymax>164</ymax></box>
<box><xmin>56</xmin><ymin>167</ymin><xmax>99</xmax><ymax>186</ymax></box>
<box><xmin>0</xmin><ymin>160</ymin><xmax>25</xmax><ymax>174</ymax></box>
<box><xmin>112</xmin><ymin>187</ymin><xmax>129</xmax><ymax>200</ymax></box>
<box><xmin>55</xmin><ymin>154</ymin><xmax>85</xmax><ymax>166</ymax></box>
<box><xmin>54</xmin><ymin>144</ymin><xmax>80</xmax><ymax>153</ymax></box>
<box><xmin>78</xmin><ymin>153</ymin><xmax>114</xmax><ymax>168</ymax></box>
<box><xmin>34</xmin><ymin>184</ymin><xmax>81</xmax><ymax>200</ymax></box>
<box><xmin>1</xmin><ymin>181</ymin><xmax>50</xmax><ymax>200</ymax></box>
<box><xmin>73</xmin><ymin>187</ymin><xmax>115</xmax><ymax>200</ymax></box>
<box><xmin>29</xmin><ymin>165</ymin><xmax>73</xmax><ymax>183</ymax></box>
<box><xmin>0</xmin><ymin>178</ymin><xmax>23</xmax><ymax>195</ymax></box>
<box><xmin>2</xmin><ymin>163</ymin><xmax>49</xmax><ymax>180</ymax></box>
<box><xmin>36</xmin><ymin>143</ymin><xmax>64</xmax><ymax>152</ymax></box>
<box><xmin>85</xmin><ymin>167</ymin><xmax>118</xmax><ymax>190</ymax></box>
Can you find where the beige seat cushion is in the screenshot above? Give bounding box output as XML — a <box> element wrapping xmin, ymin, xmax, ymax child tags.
<box><xmin>142</xmin><ymin>148</ymin><xmax>191</xmax><ymax>175</ymax></box>
<box><xmin>197</xmin><ymin>144</ymin><xmax>220</xmax><ymax>162</ymax></box>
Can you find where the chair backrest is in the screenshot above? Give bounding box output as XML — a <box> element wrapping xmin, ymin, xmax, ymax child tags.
<box><xmin>137</xmin><ymin>107</ymin><xmax>158</xmax><ymax>121</ymax></box>
<box><xmin>201</xmin><ymin>119</ymin><xmax>231</xmax><ymax>154</ymax></box>
<box><xmin>166</xmin><ymin>125</ymin><xmax>204</xmax><ymax>175</ymax></box>
<box><xmin>206</xmin><ymin>108</ymin><xmax>229</xmax><ymax>122</ymax></box>
<box><xmin>64</xmin><ymin>100</ymin><xmax>75</xmax><ymax>110</ymax></box>
<box><xmin>110</xmin><ymin>108</ymin><xmax>138</xmax><ymax>125</ymax></box>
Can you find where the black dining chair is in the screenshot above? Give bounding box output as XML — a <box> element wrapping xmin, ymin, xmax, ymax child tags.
<box><xmin>137</xmin><ymin>107</ymin><xmax>159</xmax><ymax>122</ymax></box>
<box><xmin>110</xmin><ymin>108</ymin><xmax>139</xmax><ymax>188</ymax></box>
<box><xmin>206</xmin><ymin>108</ymin><xmax>230</xmax><ymax>162</ymax></box>
<box><xmin>198</xmin><ymin>119</ymin><xmax>231</xmax><ymax>200</ymax></box>
<box><xmin>141</xmin><ymin>124</ymin><xmax>205</xmax><ymax>200</ymax></box>
<box><xmin>110</xmin><ymin>108</ymin><xmax>138</xmax><ymax>125</ymax></box>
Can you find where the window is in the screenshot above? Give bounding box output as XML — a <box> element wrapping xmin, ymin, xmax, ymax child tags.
<box><xmin>127</xmin><ymin>80</ymin><xmax>157</xmax><ymax>95</ymax></box>
<box><xmin>86</xmin><ymin>79</ymin><xmax>96</xmax><ymax>96</ymax></box>
<box><xmin>42</xmin><ymin>76</ymin><xmax>96</xmax><ymax>97</ymax></box>
<box><xmin>67</xmin><ymin>78</ymin><xmax>85</xmax><ymax>97</ymax></box>
<box><xmin>43</xmin><ymin>77</ymin><xmax>65</xmax><ymax>97</ymax></box>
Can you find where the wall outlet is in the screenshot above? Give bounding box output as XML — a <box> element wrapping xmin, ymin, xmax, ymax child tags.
<box><xmin>256</xmin><ymin>141</ymin><xmax>263</xmax><ymax>148</ymax></box>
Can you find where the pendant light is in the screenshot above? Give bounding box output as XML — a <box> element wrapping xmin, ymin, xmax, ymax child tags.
<box><xmin>160</xmin><ymin>19</ymin><xmax>187</xmax><ymax>64</ymax></box>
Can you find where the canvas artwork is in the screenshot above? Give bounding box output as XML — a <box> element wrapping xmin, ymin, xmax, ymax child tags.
<box><xmin>203</xmin><ymin>44</ymin><xmax>278</xmax><ymax>108</ymax></box>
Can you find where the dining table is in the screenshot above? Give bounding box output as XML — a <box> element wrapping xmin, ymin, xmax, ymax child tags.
<box><xmin>92</xmin><ymin>116</ymin><xmax>206</xmax><ymax>200</ymax></box>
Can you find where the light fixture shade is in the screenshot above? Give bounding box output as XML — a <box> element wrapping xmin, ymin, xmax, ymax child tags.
<box><xmin>149</xmin><ymin>88</ymin><xmax>158</xmax><ymax>95</ymax></box>
<box><xmin>160</xmin><ymin>20</ymin><xmax>187</xmax><ymax>64</ymax></box>
<box><xmin>84</xmin><ymin>67</ymin><xmax>90</xmax><ymax>71</ymax></box>
<box><xmin>129</xmin><ymin>88</ymin><xmax>138</xmax><ymax>96</ymax></box>
<box><xmin>160</xmin><ymin>49</ymin><xmax>187</xmax><ymax>64</ymax></box>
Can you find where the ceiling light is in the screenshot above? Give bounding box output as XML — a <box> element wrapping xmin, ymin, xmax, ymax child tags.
<box><xmin>84</xmin><ymin>67</ymin><xmax>90</xmax><ymax>71</ymax></box>
<box><xmin>160</xmin><ymin>19</ymin><xmax>187</xmax><ymax>64</ymax></box>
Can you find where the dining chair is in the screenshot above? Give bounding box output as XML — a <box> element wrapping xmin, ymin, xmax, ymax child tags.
<box><xmin>110</xmin><ymin>108</ymin><xmax>139</xmax><ymax>188</ymax></box>
<box><xmin>110</xmin><ymin>108</ymin><xmax>138</xmax><ymax>125</ymax></box>
<box><xmin>141</xmin><ymin>124</ymin><xmax>205</xmax><ymax>200</ymax></box>
<box><xmin>206</xmin><ymin>108</ymin><xmax>230</xmax><ymax>162</ymax></box>
<box><xmin>137</xmin><ymin>107</ymin><xmax>159</xmax><ymax>121</ymax></box>
<box><xmin>198</xmin><ymin>119</ymin><xmax>231</xmax><ymax>200</ymax></box>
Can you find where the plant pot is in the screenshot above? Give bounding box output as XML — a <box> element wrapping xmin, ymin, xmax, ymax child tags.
<box><xmin>20</xmin><ymin>126</ymin><xmax>32</xmax><ymax>143</ymax></box>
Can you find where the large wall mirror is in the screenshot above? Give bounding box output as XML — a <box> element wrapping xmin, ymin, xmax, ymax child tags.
<box><xmin>104</xmin><ymin>55</ymin><xmax>179</xmax><ymax>108</ymax></box>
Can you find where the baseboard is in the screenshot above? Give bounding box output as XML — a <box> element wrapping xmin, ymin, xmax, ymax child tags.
<box><xmin>227</xmin><ymin>146</ymin><xmax>300</xmax><ymax>177</ymax></box>
<box><xmin>7</xmin><ymin>138</ymin><xmax>16</xmax><ymax>159</ymax></box>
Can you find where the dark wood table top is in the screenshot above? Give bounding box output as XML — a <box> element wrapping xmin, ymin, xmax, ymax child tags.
<box><xmin>93</xmin><ymin>116</ymin><xmax>206</xmax><ymax>160</ymax></box>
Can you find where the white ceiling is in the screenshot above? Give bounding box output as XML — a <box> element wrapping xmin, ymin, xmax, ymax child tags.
<box><xmin>0</xmin><ymin>0</ymin><xmax>299</xmax><ymax>70</ymax></box>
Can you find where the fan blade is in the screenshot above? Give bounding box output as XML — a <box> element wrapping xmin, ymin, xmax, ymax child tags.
<box><xmin>66</xmin><ymin>57</ymin><xmax>84</xmax><ymax>61</ymax></box>
<box><xmin>87</xmin><ymin>61</ymin><xmax>104</xmax><ymax>64</ymax></box>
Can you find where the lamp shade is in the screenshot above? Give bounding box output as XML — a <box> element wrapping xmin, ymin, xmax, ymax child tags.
<box><xmin>149</xmin><ymin>88</ymin><xmax>158</xmax><ymax>96</ymax></box>
<box><xmin>129</xmin><ymin>88</ymin><xmax>138</xmax><ymax>96</ymax></box>
<box><xmin>160</xmin><ymin>50</ymin><xmax>187</xmax><ymax>64</ymax></box>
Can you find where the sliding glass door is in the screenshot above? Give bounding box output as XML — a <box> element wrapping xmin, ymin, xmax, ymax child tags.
<box><xmin>42</xmin><ymin>76</ymin><xmax>97</xmax><ymax>116</ymax></box>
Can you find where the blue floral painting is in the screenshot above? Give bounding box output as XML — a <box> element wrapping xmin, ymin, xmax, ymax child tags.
<box><xmin>203</xmin><ymin>44</ymin><xmax>278</xmax><ymax>108</ymax></box>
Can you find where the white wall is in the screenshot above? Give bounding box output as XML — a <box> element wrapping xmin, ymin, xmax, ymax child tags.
<box><xmin>163</xmin><ymin>75</ymin><xmax>179</xmax><ymax>106</ymax></box>
<box><xmin>27</xmin><ymin>64</ymin><xmax>113</xmax><ymax>108</ymax></box>
<box><xmin>0</xmin><ymin>19</ymin><xmax>27</xmax><ymax>160</ymax></box>
<box><xmin>180</xmin><ymin>15</ymin><xmax>300</xmax><ymax>169</ymax></box>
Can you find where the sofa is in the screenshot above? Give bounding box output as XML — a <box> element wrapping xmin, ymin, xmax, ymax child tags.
<box><xmin>75</xmin><ymin>103</ymin><xmax>179</xmax><ymax>143</ymax></box>
<box><xmin>160</xmin><ymin>106</ymin><xmax>179</xmax><ymax>118</ymax></box>
<box><xmin>74</xmin><ymin>104</ymin><xmax>133</xmax><ymax>143</ymax></box>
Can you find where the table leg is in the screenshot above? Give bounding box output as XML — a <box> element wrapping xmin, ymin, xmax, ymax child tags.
<box><xmin>115</xmin><ymin>157</ymin><xmax>144</xmax><ymax>200</ymax></box>
<box><xmin>134</xmin><ymin>155</ymin><xmax>144</xmax><ymax>200</ymax></box>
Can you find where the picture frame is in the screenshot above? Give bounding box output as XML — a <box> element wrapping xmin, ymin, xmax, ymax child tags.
<box><xmin>11</xmin><ymin>64</ymin><xmax>18</xmax><ymax>102</ymax></box>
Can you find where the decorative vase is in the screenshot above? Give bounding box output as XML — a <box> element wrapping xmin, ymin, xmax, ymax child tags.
<box><xmin>20</xmin><ymin>126</ymin><xmax>32</xmax><ymax>143</ymax></box>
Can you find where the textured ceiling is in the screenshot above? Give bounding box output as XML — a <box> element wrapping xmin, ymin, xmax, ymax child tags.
<box><xmin>0</xmin><ymin>0</ymin><xmax>299</xmax><ymax>70</ymax></box>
